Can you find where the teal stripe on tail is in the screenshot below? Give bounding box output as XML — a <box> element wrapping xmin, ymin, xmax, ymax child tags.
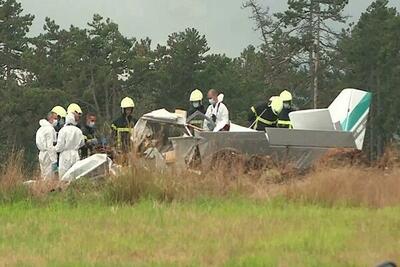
<box><xmin>341</xmin><ymin>92</ymin><xmax>372</xmax><ymax>132</ymax></box>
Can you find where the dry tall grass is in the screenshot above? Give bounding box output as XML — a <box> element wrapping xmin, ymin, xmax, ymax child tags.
<box><xmin>104</xmin><ymin>160</ymin><xmax>280</xmax><ymax>204</ymax></box>
<box><xmin>0</xmin><ymin>150</ymin><xmax>29</xmax><ymax>202</ymax></box>
<box><xmin>0</xmin><ymin>151</ymin><xmax>67</xmax><ymax>202</ymax></box>
<box><xmin>286</xmin><ymin>148</ymin><xmax>400</xmax><ymax>208</ymax></box>
<box><xmin>108</xmin><ymin>148</ymin><xmax>400</xmax><ymax>208</ymax></box>
<box><xmin>285</xmin><ymin>167</ymin><xmax>400</xmax><ymax>208</ymax></box>
<box><xmin>2</xmin><ymin>148</ymin><xmax>400</xmax><ymax>208</ymax></box>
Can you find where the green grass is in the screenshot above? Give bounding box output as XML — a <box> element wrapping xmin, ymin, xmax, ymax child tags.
<box><xmin>0</xmin><ymin>198</ymin><xmax>399</xmax><ymax>266</ymax></box>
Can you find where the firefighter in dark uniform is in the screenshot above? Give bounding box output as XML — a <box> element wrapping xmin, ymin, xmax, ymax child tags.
<box><xmin>187</xmin><ymin>89</ymin><xmax>206</xmax><ymax>128</ymax></box>
<box><xmin>278</xmin><ymin>90</ymin><xmax>295</xmax><ymax>129</ymax></box>
<box><xmin>80</xmin><ymin>113</ymin><xmax>98</xmax><ymax>159</ymax></box>
<box><xmin>111</xmin><ymin>97</ymin><xmax>136</xmax><ymax>154</ymax></box>
<box><xmin>248</xmin><ymin>96</ymin><xmax>283</xmax><ymax>131</ymax></box>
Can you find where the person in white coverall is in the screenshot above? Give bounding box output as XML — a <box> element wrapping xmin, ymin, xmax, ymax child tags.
<box><xmin>35</xmin><ymin>111</ymin><xmax>59</xmax><ymax>180</ymax></box>
<box><xmin>203</xmin><ymin>89</ymin><xmax>230</xmax><ymax>132</ymax></box>
<box><xmin>55</xmin><ymin>112</ymin><xmax>85</xmax><ymax>179</ymax></box>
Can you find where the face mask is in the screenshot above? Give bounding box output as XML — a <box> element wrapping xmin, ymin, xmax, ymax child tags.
<box><xmin>283</xmin><ymin>103</ymin><xmax>291</xmax><ymax>109</ymax></box>
<box><xmin>192</xmin><ymin>102</ymin><xmax>200</xmax><ymax>108</ymax></box>
<box><xmin>88</xmin><ymin>122</ymin><xmax>96</xmax><ymax>128</ymax></box>
<box><xmin>52</xmin><ymin>120</ymin><xmax>58</xmax><ymax>127</ymax></box>
<box><xmin>209</xmin><ymin>98</ymin><xmax>216</xmax><ymax>105</ymax></box>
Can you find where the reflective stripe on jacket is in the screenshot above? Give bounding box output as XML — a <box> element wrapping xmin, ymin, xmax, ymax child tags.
<box><xmin>111</xmin><ymin>124</ymin><xmax>133</xmax><ymax>150</ymax></box>
<box><xmin>249</xmin><ymin>103</ymin><xmax>278</xmax><ymax>131</ymax></box>
<box><xmin>278</xmin><ymin>106</ymin><xmax>295</xmax><ymax>129</ymax></box>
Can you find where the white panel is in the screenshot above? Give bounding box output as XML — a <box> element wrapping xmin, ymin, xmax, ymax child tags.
<box><xmin>290</xmin><ymin>109</ymin><xmax>335</xmax><ymax>131</ymax></box>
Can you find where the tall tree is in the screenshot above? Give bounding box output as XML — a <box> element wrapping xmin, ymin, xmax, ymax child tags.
<box><xmin>155</xmin><ymin>28</ymin><xmax>209</xmax><ymax>109</ymax></box>
<box><xmin>244</xmin><ymin>0</ymin><xmax>348</xmax><ymax>108</ymax></box>
<box><xmin>0</xmin><ymin>0</ymin><xmax>34</xmax><ymax>83</ymax></box>
<box><xmin>276</xmin><ymin>0</ymin><xmax>349</xmax><ymax>108</ymax></box>
<box><xmin>243</xmin><ymin>0</ymin><xmax>310</xmax><ymax>106</ymax></box>
<box><xmin>339</xmin><ymin>0</ymin><xmax>400</xmax><ymax>158</ymax></box>
<box><xmin>24</xmin><ymin>18</ymin><xmax>71</xmax><ymax>88</ymax></box>
<box><xmin>86</xmin><ymin>14</ymin><xmax>135</xmax><ymax>120</ymax></box>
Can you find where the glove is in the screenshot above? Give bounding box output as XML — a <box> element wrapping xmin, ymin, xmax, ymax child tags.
<box><xmin>51</xmin><ymin>163</ymin><xmax>58</xmax><ymax>173</ymax></box>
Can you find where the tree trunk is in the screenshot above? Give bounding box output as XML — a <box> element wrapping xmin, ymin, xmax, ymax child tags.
<box><xmin>90</xmin><ymin>68</ymin><xmax>102</xmax><ymax>118</ymax></box>
<box><xmin>309</xmin><ymin>0</ymin><xmax>315</xmax><ymax>109</ymax></box>
<box><xmin>368</xmin><ymin>118</ymin><xmax>374</xmax><ymax>161</ymax></box>
<box><xmin>313</xmin><ymin>3</ymin><xmax>321</xmax><ymax>109</ymax></box>
<box><xmin>367</xmin><ymin>66</ymin><xmax>376</xmax><ymax>160</ymax></box>
<box><xmin>112</xmin><ymin>86</ymin><xmax>117</xmax><ymax>120</ymax></box>
<box><xmin>376</xmin><ymin>73</ymin><xmax>383</xmax><ymax>157</ymax></box>
<box><xmin>105</xmin><ymin>83</ymin><xmax>110</xmax><ymax>121</ymax></box>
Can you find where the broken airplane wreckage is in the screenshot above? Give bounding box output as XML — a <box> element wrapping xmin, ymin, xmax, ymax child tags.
<box><xmin>65</xmin><ymin>88</ymin><xmax>372</xmax><ymax>181</ymax></box>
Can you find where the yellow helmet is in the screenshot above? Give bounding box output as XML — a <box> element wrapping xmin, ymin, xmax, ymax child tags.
<box><xmin>269</xmin><ymin>96</ymin><xmax>279</xmax><ymax>102</ymax></box>
<box><xmin>189</xmin><ymin>89</ymin><xmax>203</xmax><ymax>102</ymax></box>
<box><xmin>67</xmin><ymin>103</ymin><xmax>82</xmax><ymax>114</ymax></box>
<box><xmin>270</xmin><ymin>96</ymin><xmax>283</xmax><ymax>115</ymax></box>
<box><xmin>121</xmin><ymin>97</ymin><xmax>135</xmax><ymax>108</ymax></box>
<box><xmin>51</xmin><ymin>106</ymin><xmax>67</xmax><ymax>118</ymax></box>
<box><xmin>280</xmin><ymin>90</ymin><xmax>293</xmax><ymax>102</ymax></box>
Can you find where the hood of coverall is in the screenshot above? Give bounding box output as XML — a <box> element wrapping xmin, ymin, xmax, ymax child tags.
<box><xmin>65</xmin><ymin>112</ymin><xmax>77</xmax><ymax>126</ymax></box>
<box><xmin>39</xmin><ymin>119</ymin><xmax>52</xmax><ymax>127</ymax></box>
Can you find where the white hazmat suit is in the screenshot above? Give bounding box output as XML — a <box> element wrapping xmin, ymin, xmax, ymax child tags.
<box><xmin>35</xmin><ymin>119</ymin><xmax>57</xmax><ymax>179</ymax></box>
<box><xmin>55</xmin><ymin>113</ymin><xmax>84</xmax><ymax>178</ymax></box>
<box><xmin>203</xmin><ymin>98</ymin><xmax>230</xmax><ymax>132</ymax></box>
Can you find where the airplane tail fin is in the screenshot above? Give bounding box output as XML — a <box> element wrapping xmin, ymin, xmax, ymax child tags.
<box><xmin>328</xmin><ymin>88</ymin><xmax>372</xmax><ymax>150</ymax></box>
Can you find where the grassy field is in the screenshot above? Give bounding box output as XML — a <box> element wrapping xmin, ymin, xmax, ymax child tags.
<box><xmin>1</xmin><ymin>198</ymin><xmax>400</xmax><ymax>267</ymax></box>
<box><xmin>1</xmin><ymin>151</ymin><xmax>400</xmax><ymax>266</ymax></box>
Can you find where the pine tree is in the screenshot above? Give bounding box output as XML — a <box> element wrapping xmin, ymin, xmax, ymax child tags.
<box><xmin>339</xmin><ymin>0</ymin><xmax>400</xmax><ymax>158</ymax></box>
<box><xmin>0</xmin><ymin>0</ymin><xmax>34</xmax><ymax>82</ymax></box>
<box><xmin>276</xmin><ymin>0</ymin><xmax>348</xmax><ymax>108</ymax></box>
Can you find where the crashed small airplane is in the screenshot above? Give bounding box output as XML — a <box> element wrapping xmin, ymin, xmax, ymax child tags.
<box><xmin>135</xmin><ymin>88</ymin><xmax>372</xmax><ymax>170</ymax></box>
<box><xmin>64</xmin><ymin>88</ymin><xmax>371</xmax><ymax>181</ymax></box>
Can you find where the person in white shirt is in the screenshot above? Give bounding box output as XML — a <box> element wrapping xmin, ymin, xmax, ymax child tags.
<box><xmin>35</xmin><ymin>111</ymin><xmax>58</xmax><ymax>180</ymax></box>
<box><xmin>203</xmin><ymin>89</ymin><xmax>230</xmax><ymax>132</ymax></box>
<box><xmin>55</xmin><ymin>112</ymin><xmax>85</xmax><ymax>179</ymax></box>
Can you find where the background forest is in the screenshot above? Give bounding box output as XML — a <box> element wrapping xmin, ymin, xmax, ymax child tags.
<box><xmin>1</xmin><ymin>0</ymin><xmax>399</xmax><ymax>163</ymax></box>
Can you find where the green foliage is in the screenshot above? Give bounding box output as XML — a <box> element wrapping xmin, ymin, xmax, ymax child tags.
<box><xmin>338</xmin><ymin>0</ymin><xmax>400</xmax><ymax>158</ymax></box>
<box><xmin>0</xmin><ymin>83</ymin><xmax>69</xmax><ymax>162</ymax></box>
<box><xmin>154</xmin><ymin>28</ymin><xmax>210</xmax><ymax>109</ymax></box>
<box><xmin>0</xmin><ymin>0</ymin><xmax>399</xmax><ymax>161</ymax></box>
<box><xmin>0</xmin><ymin>0</ymin><xmax>34</xmax><ymax>81</ymax></box>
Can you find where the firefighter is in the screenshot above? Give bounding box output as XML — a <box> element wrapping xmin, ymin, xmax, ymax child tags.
<box><xmin>111</xmin><ymin>97</ymin><xmax>136</xmax><ymax>153</ymax></box>
<box><xmin>248</xmin><ymin>96</ymin><xmax>283</xmax><ymax>131</ymax></box>
<box><xmin>80</xmin><ymin>113</ymin><xmax>98</xmax><ymax>159</ymax></box>
<box><xmin>187</xmin><ymin>89</ymin><xmax>206</xmax><ymax>128</ymax></box>
<box><xmin>278</xmin><ymin>90</ymin><xmax>295</xmax><ymax>129</ymax></box>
